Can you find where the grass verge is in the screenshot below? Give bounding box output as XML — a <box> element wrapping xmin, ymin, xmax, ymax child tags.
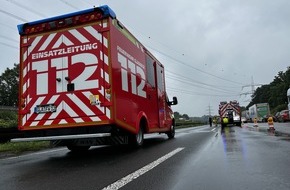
<box><xmin>0</xmin><ymin>141</ymin><xmax>51</xmax><ymax>155</ymax></box>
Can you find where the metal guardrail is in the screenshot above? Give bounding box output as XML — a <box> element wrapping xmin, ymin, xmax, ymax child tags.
<box><xmin>0</xmin><ymin>106</ymin><xmax>17</xmax><ymax>111</ymax></box>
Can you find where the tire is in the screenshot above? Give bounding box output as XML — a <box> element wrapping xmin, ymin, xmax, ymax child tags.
<box><xmin>129</xmin><ymin>126</ymin><xmax>144</xmax><ymax>148</ymax></box>
<box><xmin>67</xmin><ymin>145</ymin><xmax>90</xmax><ymax>152</ymax></box>
<box><xmin>166</xmin><ymin>123</ymin><xmax>175</xmax><ymax>139</ymax></box>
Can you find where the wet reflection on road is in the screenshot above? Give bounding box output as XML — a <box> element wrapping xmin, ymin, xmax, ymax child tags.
<box><xmin>221</xmin><ymin>127</ymin><xmax>247</xmax><ymax>161</ymax></box>
<box><xmin>243</xmin><ymin>124</ymin><xmax>290</xmax><ymax>141</ymax></box>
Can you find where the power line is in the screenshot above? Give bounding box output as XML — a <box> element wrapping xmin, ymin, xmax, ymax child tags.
<box><xmin>126</xmin><ymin>26</ymin><xmax>246</xmax><ymax>86</ymax></box>
<box><xmin>5</xmin><ymin>0</ymin><xmax>46</xmax><ymax>18</ymax></box>
<box><xmin>59</xmin><ymin>0</ymin><xmax>79</xmax><ymax>10</ymax></box>
<box><xmin>0</xmin><ymin>34</ymin><xmax>18</xmax><ymax>43</ymax></box>
<box><xmin>146</xmin><ymin>44</ymin><xmax>246</xmax><ymax>86</ymax></box>
<box><xmin>167</xmin><ymin>87</ymin><xmax>239</xmax><ymax>97</ymax></box>
<box><xmin>0</xmin><ymin>9</ymin><xmax>28</xmax><ymax>22</ymax></box>
<box><xmin>0</xmin><ymin>21</ymin><xmax>16</xmax><ymax>31</ymax></box>
<box><xmin>0</xmin><ymin>42</ymin><xmax>17</xmax><ymax>49</ymax></box>
<box><xmin>166</xmin><ymin>73</ymin><xmax>238</xmax><ymax>94</ymax></box>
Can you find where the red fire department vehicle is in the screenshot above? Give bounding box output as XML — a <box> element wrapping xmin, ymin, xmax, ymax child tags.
<box><xmin>15</xmin><ymin>5</ymin><xmax>177</xmax><ymax>151</ymax></box>
<box><xmin>219</xmin><ymin>100</ymin><xmax>241</xmax><ymax>130</ymax></box>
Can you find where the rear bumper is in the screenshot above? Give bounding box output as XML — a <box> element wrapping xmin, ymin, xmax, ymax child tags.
<box><xmin>11</xmin><ymin>133</ymin><xmax>110</xmax><ymax>142</ymax></box>
<box><xmin>11</xmin><ymin>125</ymin><xmax>130</xmax><ymax>145</ymax></box>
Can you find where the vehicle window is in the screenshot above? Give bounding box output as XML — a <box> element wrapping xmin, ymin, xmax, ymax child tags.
<box><xmin>156</xmin><ymin>63</ymin><xmax>164</xmax><ymax>92</ymax></box>
<box><xmin>146</xmin><ymin>55</ymin><xmax>155</xmax><ymax>88</ymax></box>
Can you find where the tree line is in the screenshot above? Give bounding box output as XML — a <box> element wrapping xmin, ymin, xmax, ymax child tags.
<box><xmin>247</xmin><ymin>66</ymin><xmax>290</xmax><ymax>114</ymax></box>
<box><xmin>0</xmin><ymin>64</ymin><xmax>19</xmax><ymax>107</ymax></box>
<box><xmin>0</xmin><ymin>64</ymin><xmax>289</xmax><ymax>115</ymax></box>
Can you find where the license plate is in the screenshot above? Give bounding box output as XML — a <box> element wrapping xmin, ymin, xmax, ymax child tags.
<box><xmin>34</xmin><ymin>104</ymin><xmax>57</xmax><ymax>114</ymax></box>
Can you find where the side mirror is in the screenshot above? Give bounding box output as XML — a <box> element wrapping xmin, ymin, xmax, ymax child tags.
<box><xmin>170</xmin><ymin>96</ymin><xmax>178</xmax><ymax>105</ymax></box>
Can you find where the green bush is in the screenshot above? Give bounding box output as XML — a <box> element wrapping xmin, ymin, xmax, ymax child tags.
<box><xmin>0</xmin><ymin>111</ymin><xmax>17</xmax><ymax>128</ymax></box>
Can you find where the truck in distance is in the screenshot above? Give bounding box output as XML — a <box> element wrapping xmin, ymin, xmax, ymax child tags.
<box><xmin>248</xmin><ymin>103</ymin><xmax>270</xmax><ymax>122</ymax></box>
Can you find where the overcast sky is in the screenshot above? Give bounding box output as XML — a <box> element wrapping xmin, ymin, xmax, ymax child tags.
<box><xmin>1</xmin><ymin>0</ymin><xmax>290</xmax><ymax>117</ymax></box>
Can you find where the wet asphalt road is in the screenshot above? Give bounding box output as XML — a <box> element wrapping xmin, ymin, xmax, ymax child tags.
<box><xmin>1</xmin><ymin>124</ymin><xmax>290</xmax><ymax>190</ymax></box>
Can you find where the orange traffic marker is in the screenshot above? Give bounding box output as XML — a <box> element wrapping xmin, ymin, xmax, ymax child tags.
<box><xmin>253</xmin><ymin>118</ymin><xmax>258</xmax><ymax>127</ymax></box>
<box><xmin>267</xmin><ymin>116</ymin><xmax>275</xmax><ymax>131</ymax></box>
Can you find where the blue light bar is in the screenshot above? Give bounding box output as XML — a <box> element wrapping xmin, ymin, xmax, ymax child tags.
<box><xmin>17</xmin><ymin>5</ymin><xmax>116</xmax><ymax>35</ymax></box>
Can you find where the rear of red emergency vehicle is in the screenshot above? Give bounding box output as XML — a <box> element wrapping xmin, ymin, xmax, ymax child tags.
<box><xmin>15</xmin><ymin>5</ymin><xmax>177</xmax><ymax>151</ymax></box>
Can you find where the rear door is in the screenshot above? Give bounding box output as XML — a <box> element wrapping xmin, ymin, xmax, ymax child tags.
<box><xmin>145</xmin><ymin>55</ymin><xmax>167</xmax><ymax>129</ymax></box>
<box><xmin>156</xmin><ymin>62</ymin><xmax>166</xmax><ymax>128</ymax></box>
<box><xmin>19</xmin><ymin>21</ymin><xmax>111</xmax><ymax>128</ymax></box>
<box><xmin>145</xmin><ymin>55</ymin><xmax>159</xmax><ymax>128</ymax></box>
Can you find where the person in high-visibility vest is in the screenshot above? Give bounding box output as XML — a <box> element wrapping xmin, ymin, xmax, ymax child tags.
<box><xmin>213</xmin><ymin>117</ymin><xmax>217</xmax><ymax>127</ymax></box>
<box><xmin>223</xmin><ymin>117</ymin><xmax>229</xmax><ymax>124</ymax></box>
<box><xmin>221</xmin><ymin>117</ymin><xmax>228</xmax><ymax>132</ymax></box>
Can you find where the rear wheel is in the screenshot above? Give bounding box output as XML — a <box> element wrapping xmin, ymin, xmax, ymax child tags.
<box><xmin>166</xmin><ymin>123</ymin><xmax>175</xmax><ymax>139</ymax></box>
<box><xmin>129</xmin><ymin>126</ymin><xmax>144</xmax><ymax>148</ymax></box>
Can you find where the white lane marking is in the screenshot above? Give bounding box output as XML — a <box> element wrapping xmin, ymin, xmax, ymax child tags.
<box><xmin>102</xmin><ymin>147</ymin><xmax>184</xmax><ymax>190</ymax></box>
<box><xmin>211</xmin><ymin>128</ymin><xmax>216</xmax><ymax>132</ymax></box>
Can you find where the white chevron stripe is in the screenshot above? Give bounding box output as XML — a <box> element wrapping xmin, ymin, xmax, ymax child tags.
<box><xmin>98</xmin><ymin>86</ymin><xmax>104</xmax><ymax>96</ymax></box>
<box><xmin>104</xmin><ymin>71</ymin><xmax>109</xmax><ymax>83</ymax></box>
<box><xmin>74</xmin><ymin>118</ymin><xmax>85</xmax><ymax>123</ymax></box>
<box><xmin>23</xmin><ymin>65</ymin><xmax>28</xmax><ymax>79</ymax></box>
<box><xmin>52</xmin><ymin>34</ymin><xmax>73</xmax><ymax>49</ymax></box>
<box><xmin>22</xmin><ymin>80</ymin><xmax>28</xmax><ymax>96</ymax></box>
<box><xmin>100</xmin><ymin>68</ymin><xmax>109</xmax><ymax>84</ymax></box>
<box><xmin>84</xmin><ymin>26</ymin><xmax>101</xmax><ymax>41</ymax></box>
<box><xmin>90</xmin><ymin>116</ymin><xmax>101</xmax><ymax>121</ymax></box>
<box><xmin>103</xmin><ymin>53</ymin><xmax>108</xmax><ymax>65</ymax></box>
<box><xmin>106</xmin><ymin>108</ymin><xmax>111</xmax><ymax>119</ymax></box>
<box><xmin>44</xmin><ymin>120</ymin><xmax>53</xmax><ymax>126</ymax></box>
<box><xmin>84</xmin><ymin>25</ymin><xmax>108</xmax><ymax>47</ymax></box>
<box><xmin>103</xmin><ymin>36</ymin><xmax>108</xmax><ymax>47</ymax></box>
<box><xmin>39</xmin><ymin>33</ymin><xmax>57</xmax><ymax>51</ymax></box>
<box><xmin>22</xmin><ymin>115</ymin><xmax>26</xmax><ymax>127</ymax></box>
<box><xmin>100</xmin><ymin>51</ymin><xmax>109</xmax><ymax>65</ymax></box>
<box><xmin>66</xmin><ymin>93</ymin><xmax>95</xmax><ymax>115</ymax></box>
<box><xmin>63</xmin><ymin>101</ymin><xmax>78</xmax><ymax>117</ymax></box>
<box><xmin>26</xmin><ymin>96</ymin><xmax>45</xmax><ymax>122</ymax></box>
<box><xmin>30</xmin><ymin>121</ymin><xmax>39</xmax><ymax>127</ymax></box>
<box><xmin>69</xmin><ymin>29</ymin><xmax>89</xmax><ymax>43</ymax></box>
<box><xmin>23</xmin><ymin>36</ymin><xmax>42</xmax><ymax>62</ymax></box>
<box><xmin>59</xmin><ymin>119</ymin><xmax>67</xmax><ymax>124</ymax></box>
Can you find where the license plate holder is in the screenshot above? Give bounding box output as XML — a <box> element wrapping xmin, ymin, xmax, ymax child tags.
<box><xmin>34</xmin><ymin>104</ymin><xmax>57</xmax><ymax>114</ymax></box>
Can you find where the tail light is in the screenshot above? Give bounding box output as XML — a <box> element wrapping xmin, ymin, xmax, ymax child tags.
<box><xmin>23</xmin><ymin>10</ymin><xmax>104</xmax><ymax>35</ymax></box>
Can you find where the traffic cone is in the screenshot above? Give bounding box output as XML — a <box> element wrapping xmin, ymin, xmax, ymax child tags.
<box><xmin>267</xmin><ymin>116</ymin><xmax>275</xmax><ymax>131</ymax></box>
<box><xmin>253</xmin><ymin>118</ymin><xmax>258</xmax><ymax>127</ymax></box>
